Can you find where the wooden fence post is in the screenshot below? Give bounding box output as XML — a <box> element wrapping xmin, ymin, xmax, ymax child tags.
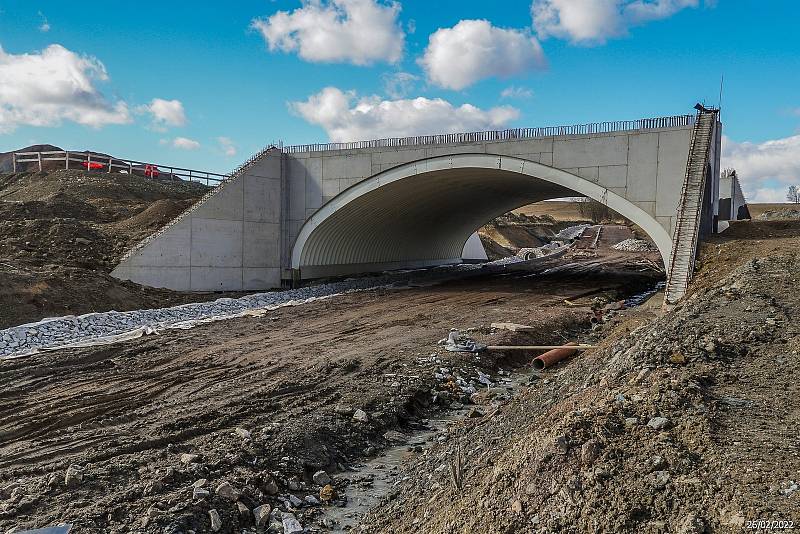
<box><xmin>37</xmin><ymin>152</ymin><xmax>42</xmax><ymax>172</ymax></box>
<box><xmin>12</xmin><ymin>153</ymin><xmax>16</xmax><ymax>173</ymax></box>
<box><xmin>65</xmin><ymin>151</ymin><xmax>70</xmax><ymax>170</ymax></box>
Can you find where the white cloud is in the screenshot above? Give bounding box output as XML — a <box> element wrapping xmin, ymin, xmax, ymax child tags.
<box><xmin>722</xmin><ymin>134</ymin><xmax>800</xmax><ymax>203</ymax></box>
<box><xmin>161</xmin><ymin>136</ymin><xmax>200</xmax><ymax>150</ymax></box>
<box><xmin>419</xmin><ymin>20</ymin><xmax>546</xmax><ymax>91</ymax></box>
<box><xmin>38</xmin><ymin>12</ymin><xmax>50</xmax><ymax>32</ymax></box>
<box><xmin>0</xmin><ymin>43</ymin><xmax>131</xmax><ymax>133</ymax></box>
<box><xmin>251</xmin><ymin>0</ymin><xmax>404</xmax><ymax>65</ymax></box>
<box><xmin>143</xmin><ymin>98</ymin><xmax>187</xmax><ymax>129</ymax></box>
<box><xmin>749</xmin><ymin>188</ymin><xmax>787</xmax><ymax>204</ymax></box>
<box><xmin>291</xmin><ymin>86</ymin><xmax>519</xmax><ymax>142</ymax></box>
<box><xmin>217</xmin><ymin>136</ymin><xmax>237</xmax><ymax>156</ymax></box>
<box><xmin>501</xmin><ymin>86</ymin><xmax>534</xmax><ymax>99</ymax></box>
<box><xmin>382</xmin><ymin>71</ymin><xmax>419</xmax><ymax>99</ymax></box>
<box><xmin>532</xmin><ymin>0</ymin><xmax>699</xmax><ymax>45</ymax></box>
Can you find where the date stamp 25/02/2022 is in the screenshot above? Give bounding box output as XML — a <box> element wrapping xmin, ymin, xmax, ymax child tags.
<box><xmin>745</xmin><ymin>519</ymin><xmax>795</xmax><ymax>530</ymax></box>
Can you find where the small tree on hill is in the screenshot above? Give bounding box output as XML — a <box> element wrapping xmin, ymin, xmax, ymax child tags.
<box><xmin>787</xmin><ymin>185</ymin><xmax>800</xmax><ymax>204</ymax></box>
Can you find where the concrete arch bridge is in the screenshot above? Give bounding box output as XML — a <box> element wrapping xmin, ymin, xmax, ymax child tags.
<box><xmin>113</xmin><ymin>108</ymin><xmax>721</xmax><ymax>303</ymax></box>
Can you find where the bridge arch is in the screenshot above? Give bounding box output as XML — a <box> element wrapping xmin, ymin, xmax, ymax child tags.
<box><xmin>291</xmin><ymin>154</ymin><xmax>671</xmax><ymax>279</ymax></box>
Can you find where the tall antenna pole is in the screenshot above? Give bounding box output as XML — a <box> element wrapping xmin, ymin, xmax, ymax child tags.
<box><xmin>718</xmin><ymin>74</ymin><xmax>724</xmax><ymax>117</ymax></box>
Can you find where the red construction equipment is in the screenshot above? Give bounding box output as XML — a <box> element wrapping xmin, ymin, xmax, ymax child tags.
<box><xmin>81</xmin><ymin>161</ymin><xmax>104</xmax><ymax>170</ymax></box>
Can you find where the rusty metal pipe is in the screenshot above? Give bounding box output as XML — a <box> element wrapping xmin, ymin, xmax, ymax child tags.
<box><xmin>533</xmin><ymin>342</ymin><xmax>579</xmax><ymax>371</ymax></box>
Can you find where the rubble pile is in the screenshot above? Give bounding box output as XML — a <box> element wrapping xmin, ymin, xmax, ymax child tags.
<box><xmin>758</xmin><ymin>207</ymin><xmax>800</xmax><ymax>221</ymax></box>
<box><xmin>612</xmin><ymin>238</ymin><xmax>658</xmax><ymax>252</ymax></box>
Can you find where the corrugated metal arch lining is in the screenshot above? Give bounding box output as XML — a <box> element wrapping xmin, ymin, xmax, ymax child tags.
<box><xmin>298</xmin><ymin>167</ymin><xmax>572</xmax><ymax>268</ymax></box>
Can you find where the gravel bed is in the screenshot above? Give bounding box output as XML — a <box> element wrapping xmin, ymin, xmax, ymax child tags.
<box><xmin>1</xmin><ymin>261</ymin><xmax>528</xmax><ymax>359</ymax></box>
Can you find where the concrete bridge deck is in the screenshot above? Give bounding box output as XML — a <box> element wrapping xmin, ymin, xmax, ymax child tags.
<box><xmin>112</xmin><ymin>110</ymin><xmax>721</xmax><ymax>299</ymax></box>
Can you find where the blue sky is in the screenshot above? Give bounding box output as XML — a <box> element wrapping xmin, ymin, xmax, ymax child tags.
<box><xmin>1</xmin><ymin>0</ymin><xmax>799</xmax><ymax>201</ymax></box>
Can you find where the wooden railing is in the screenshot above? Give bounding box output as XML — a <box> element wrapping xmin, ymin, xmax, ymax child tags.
<box><xmin>10</xmin><ymin>151</ymin><xmax>226</xmax><ymax>186</ymax></box>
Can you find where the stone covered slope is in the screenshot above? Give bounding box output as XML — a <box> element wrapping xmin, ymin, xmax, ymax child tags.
<box><xmin>358</xmin><ymin>221</ymin><xmax>800</xmax><ymax>533</ymax></box>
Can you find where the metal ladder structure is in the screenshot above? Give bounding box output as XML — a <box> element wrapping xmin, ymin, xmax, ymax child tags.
<box><xmin>664</xmin><ymin>109</ymin><xmax>719</xmax><ymax>304</ymax></box>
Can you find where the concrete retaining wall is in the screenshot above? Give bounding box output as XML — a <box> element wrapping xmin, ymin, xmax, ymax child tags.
<box><xmin>112</xmin><ymin>150</ymin><xmax>283</xmax><ymax>290</ymax></box>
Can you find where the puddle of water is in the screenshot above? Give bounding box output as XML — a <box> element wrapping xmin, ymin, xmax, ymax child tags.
<box><xmin>624</xmin><ymin>281</ymin><xmax>665</xmax><ymax>307</ymax></box>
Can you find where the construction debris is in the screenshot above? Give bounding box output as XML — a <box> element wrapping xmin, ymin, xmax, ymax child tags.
<box><xmin>612</xmin><ymin>238</ymin><xmax>658</xmax><ymax>252</ymax></box>
<box><xmin>443</xmin><ymin>330</ymin><xmax>486</xmax><ymax>353</ymax></box>
<box><xmin>486</xmin><ymin>344</ymin><xmax>594</xmax><ymax>351</ymax></box>
<box><xmin>490</xmin><ymin>322</ymin><xmax>537</xmax><ymax>333</ymax></box>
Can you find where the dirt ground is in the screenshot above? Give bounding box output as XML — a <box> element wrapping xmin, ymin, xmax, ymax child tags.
<box><xmin>515</xmin><ymin>201</ymin><xmax>586</xmax><ymax>221</ymax></box>
<box><xmin>1</xmin><ymin>168</ymin><xmax>796</xmax><ymax>533</ymax></box>
<box><xmin>0</xmin><ymin>170</ymin><xmax>242</xmax><ymax>329</ymax></box>
<box><xmin>477</xmin><ymin>212</ymin><xmax>579</xmax><ymax>259</ymax></box>
<box><xmin>358</xmin><ymin>221</ymin><xmax>800</xmax><ymax>533</ymax></box>
<box><xmin>0</xmin><ymin>268</ymin><xmax>659</xmax><ymax>533</ymax></box>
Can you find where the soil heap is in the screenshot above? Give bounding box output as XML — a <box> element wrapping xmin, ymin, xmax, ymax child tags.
<box><xmin>0</xmin><ymin>169</ymin><xmax>215</xmax><ymax>328</ymax></box>
<box><xmin>478</xmin><ymin>212</ymin><xmax>586</xmax><ymax>260</ymax></box>
<box><xmin>358</xmin><ymin>220</ymin><xmax>800</xmax><ymax>533</ymax></box>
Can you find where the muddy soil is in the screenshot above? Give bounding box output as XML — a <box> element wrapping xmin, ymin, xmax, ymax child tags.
<box><xmin>0</xmin><ymin>270</ymin><xmax>657</xmax><ymax>533</ymax></box>
<box><xmin>358</xmin><ymin>221</ymin><xmax>800</xmax><ymax>533</ymax></box>
<box><xmin>0</xmin><ymin>170</ymin><xmax>242</xmax><ymax>329</ymax></box>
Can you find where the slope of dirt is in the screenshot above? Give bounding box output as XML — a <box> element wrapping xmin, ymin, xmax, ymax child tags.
<box><xmin>0</xmin><ymin>170</ymin><xmax>222</xmax><ymax>328</ymax></box>
<box><xmin>357</xmin><ymin>221</ymin><xmax>800</xmax><ymax>533</ymax></box>
<box><xmin>0</xmin><ymin>271</ymin><xmax>659</xmax><ymax>533</ymax></box>
<box><xmin>478</xmin><ymin>212</ymin><xmax>583</xmax><ymax>260</ymax></box>
<box><xmin>0</xmin><ymin>145</ymin><xmax>62</xmax><ymax>173</ymax></box>
<box><xmin>514</xmin><ymin>201</ymin><xmax>587</xmax><ymax>221</ymax></box>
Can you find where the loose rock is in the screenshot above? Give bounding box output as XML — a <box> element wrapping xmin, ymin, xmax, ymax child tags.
<box><xmin>215</xmin><ymin>481</ymin><xmax>239</xmax><ymax>501</ymax></box>
<box><xmin>646</xmin><ymin>416</ymin><xmax>671</xmax><ymax>431</ymax></box>
<box><xmin>253</xmin><ymin>504</ymin><xmax>271</xmax><ymax>527</ymax></box>
<box><xmin>312</xmin><ymin>470</ymin><xmax>332</xmax><ymax>486</ymax></box>
<box><xmin>180</xmin><ymin>453</ymin><xmax>199</xmax><ymax>465</ymax></box>
<box><xmin>282</xmin><ymin>513</ymin><xmax>303</xmax><ymax>533</ymax></box>
<box><xmin>208</xmin><ymin>509</ymin><xmax>222</xmax><ymax>532</ymax></box>
<box><xmin>320</xmin><ymin>484</ymin><xmax>337</xmax><ymax>501</ymax></box>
